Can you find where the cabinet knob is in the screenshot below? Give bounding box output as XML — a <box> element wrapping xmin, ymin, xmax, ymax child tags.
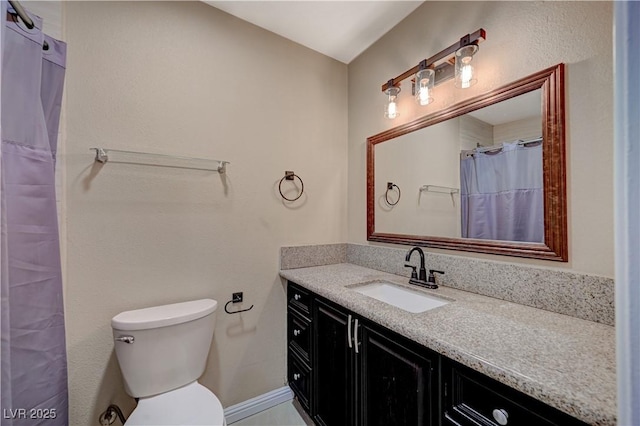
<box><xmin>293</xmin><ymin>329</ymin><xmax>301</xmax><ymax>336</ymax></box>
<box><xmin>294</xmin><ymin>294</ymin><xmax>301</xmax><ymax>301</ymax></box>
<box><xmin>492</xmin><ymin>408</ymin><xmax>509</xmax><ymax>425</ymax></box>
<box><xmin>293</xmin><ymin>373</ymin><xmax>301</xmax><ymax>380</ymax></box>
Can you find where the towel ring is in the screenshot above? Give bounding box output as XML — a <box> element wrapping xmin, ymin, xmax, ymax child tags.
<box><xmin>279</xmin><ymin>171</ymin><xmax>304</xmax><ymax>202</ymax></box>
<box><xmin>385</xmin><ymin>182</ymin><xmax>401</xmax><ymax>206</ymax></box>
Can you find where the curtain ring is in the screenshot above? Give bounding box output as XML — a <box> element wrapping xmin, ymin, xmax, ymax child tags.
<box><xmin>385</xmin><ymin>182</ymin><xmax>401</xmax><ymax>206</ymax></box>
<box><xmin>279</xmin><ymin>171</ymin><xmax>304</xmax><ymax>202</ymax></box>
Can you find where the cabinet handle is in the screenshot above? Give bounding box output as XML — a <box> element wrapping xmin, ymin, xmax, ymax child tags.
<box><xmin>443</xmin><ymin>413</ymin><xmax>464</xmax><ymax>426</ymax></box>
<box><xmin>293</xmin><ymin>329</ymin><xmax>301</xmax><ymax>336</ymax></box>
<box><xmin>293</xmin><ymin>373</ymin><xmax>301</xmax><ymax>380</ymax></box>
<box><xmin>354</xmin><ymin>319</ymin><xmax>359</xmax><ymax>354</ymax></box>
<box><xmin>294</xmin><ymin>293</ymin><xmax>301</xmax><ymax>301</ymax></box>
<box><xmin>347</xmin><ymin>314</ymin><xmax>352</xmax><ymax>348</ymax></box>
<box><xmin>492</xmin><ymin>408</ymin><xmax>509</xmax><ymax>425</ymax></box>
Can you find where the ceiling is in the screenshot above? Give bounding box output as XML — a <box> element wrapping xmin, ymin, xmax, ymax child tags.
<box><xmin>204</xmin><ymin>1</ymin><xmax>425</xmax><ymax>64</ymax></box>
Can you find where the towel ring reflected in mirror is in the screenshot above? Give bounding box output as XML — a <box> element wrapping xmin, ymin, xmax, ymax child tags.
<box><xmin>279</xmin><ymin>171</ymin><xmax>304</xmax><ymax>202</ymax></box>
<box><xmin>385</xmin><ymin>182</ymin><xmax>401</xmax><ymax>206</ymax></box>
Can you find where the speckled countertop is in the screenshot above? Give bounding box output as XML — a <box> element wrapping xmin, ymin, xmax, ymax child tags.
<box><xmin>280</xmin><ymin>263</ymin><xmax>616</xmax><ymax>426</ymax></box>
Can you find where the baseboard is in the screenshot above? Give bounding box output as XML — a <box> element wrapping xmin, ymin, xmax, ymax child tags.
<box><xmin>224</xmin><ymin>386</ymin><xmax>294</xmax><ymax>424</ymax></box>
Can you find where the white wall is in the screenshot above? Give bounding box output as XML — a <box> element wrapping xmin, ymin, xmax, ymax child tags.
<box><xmin>63</xmin><ymin>2</ymin><xmax>347</xmax><ymax>424</ymax></box>
<box><xmin>348</xmin><ymin>1</ymin><xmax>614</xmax><ymax>277</ymax></box>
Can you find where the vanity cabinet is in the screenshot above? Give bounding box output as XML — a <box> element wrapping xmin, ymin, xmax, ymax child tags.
<box><xmin>287</xmin><ymin>281</ymin><xmax>588</xmax><ymax>426</ymax></box>
<box><xmin>288</xmin><ymin>281</ymin><xmax>439</xmax><ymax>426</ymax></box>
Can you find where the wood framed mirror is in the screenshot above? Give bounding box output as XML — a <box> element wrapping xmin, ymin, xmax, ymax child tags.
<box><xmin>367</xmin><ymin>64</ymin><xmax>567</xmax><ymax>261</ymax></box>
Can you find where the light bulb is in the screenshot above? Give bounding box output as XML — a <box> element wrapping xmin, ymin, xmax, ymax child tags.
<box><xmin>418</xmin><ymin>82</ymin><xmax>431</xmax><ymax>105</ymax></box>
<box><xmin>384</xmin><ymin>86</ymin><xmax>401</xmax><ymax>119</ymax></box>
<box><xmin>414</xmin><ymin>68</ymin><xmax>435</xmax><ymax>106</ymax></box>
<box><xmin>387</xmin><ymin>101</ymin><xmax>397</xmax><ymax>118</ymax></box>
<box><xmin>455</xmin><ymin>45</ymin><xmax>478</xmax><ymax>89</ymax></box>
<box><xmin>460</xmin><ymin>62</ymin><xmax>474</xmax><ymax>89</ymax></box>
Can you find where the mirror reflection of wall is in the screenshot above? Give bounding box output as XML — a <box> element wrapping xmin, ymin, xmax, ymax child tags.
<box><xmin>375</xmin><ymin>89</ymin><xmax>542</xmax><ymax>243</ymax></box>
<box><xmin>376</xmin><ymin>117</ymin><xmax>462</xmax><ymax>238</ymax></box>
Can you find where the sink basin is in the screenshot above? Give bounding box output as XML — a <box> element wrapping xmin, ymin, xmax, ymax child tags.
<box><xmin>352</xmin><ymin>281</ymin><xmax>450</xmax><ymax>313</ymax></box>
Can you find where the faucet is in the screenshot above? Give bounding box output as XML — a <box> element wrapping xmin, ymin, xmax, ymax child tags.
<box><xmin>404</xmin><ymin>247</ymin><xmax>444</xmax><ymax>289</ymax></box>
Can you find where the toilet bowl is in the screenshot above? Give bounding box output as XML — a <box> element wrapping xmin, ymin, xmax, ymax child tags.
<box><xmin>111</xmin><ymin>299</ymin><xmax>226</xmax><ymax>426</ymax></box>
<box><xmin>125</xmin><ymin>382</ymin><xmax>225</xmax><ymax>426</ymax></box>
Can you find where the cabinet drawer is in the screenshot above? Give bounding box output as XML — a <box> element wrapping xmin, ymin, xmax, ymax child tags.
<box><xmin>288</xmin><ymin>282</ymin><xmax>311</xmax><ymax>317</ymax></box>
<box><xmin>288</xmin><ymin>353</ymin><xmax>311</xmax><ymax>411</ymax></box>
<box><xmin>443</xmin><ymin>362</ymin><xmax>587</xmax><ymax>426</ymax></box>
<box><xmin>288</xmin><ymin>309</ymin><xmax>312</xmax><ymax>362</ymax></box>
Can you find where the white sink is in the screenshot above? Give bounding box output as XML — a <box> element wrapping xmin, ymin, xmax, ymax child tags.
<box><xmin>352</xmin><ymin>281</ymin><xmax>449</xmax><ymax>313</ymax></box>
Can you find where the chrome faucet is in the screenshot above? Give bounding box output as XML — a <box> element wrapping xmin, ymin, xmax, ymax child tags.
<box><xmin>404</xmin><ymin>247</ymin><xmax>444</xmax><ymax>289</ymax></box>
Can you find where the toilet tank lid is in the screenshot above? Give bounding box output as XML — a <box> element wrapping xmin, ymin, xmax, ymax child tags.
<box><xmin>111</xmin><ymin>299</ymin><xmax>218</xmax><ymax>331</ymax></box>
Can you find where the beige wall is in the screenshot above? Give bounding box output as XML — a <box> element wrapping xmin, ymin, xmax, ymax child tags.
<box><xmin>64</xmin><ymin>2</ymin><xmax>347</xmax><ymax>424</ymax></box>
<box><xmin>348</xmin><ymin>1</ymin><xmax>613</xmax><ymax>277</ymax></box>
<box><xmin>493</xmin><ymin>116</ymin><xmax>541</xmax><ymax>145</ymax></box>
<box><xmin>375</xmin><ymin>118</ymin><xmax>462</xmax><ymax>237</ymax></box>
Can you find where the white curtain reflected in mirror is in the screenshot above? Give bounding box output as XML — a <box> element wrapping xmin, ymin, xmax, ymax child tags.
<box><xmin>460</xmin><ymin>140</ymin><xmax>543</xmax><ymax>242</ymax></box>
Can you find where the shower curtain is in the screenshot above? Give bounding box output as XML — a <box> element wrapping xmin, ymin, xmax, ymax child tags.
<box><xmin>460</xmin><ymin>141</ymin><xmax>544</xmax><ymax>242</ymax></box>
<box><xmin>1</xmin><ymin>6</ymin><xmax>68</xmax><ymax>426</ymax></box>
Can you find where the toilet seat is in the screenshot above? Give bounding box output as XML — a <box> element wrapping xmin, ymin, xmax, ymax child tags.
<box><xmin>125</xmin><ymin>382</ymin><xmax>226</xmax><ymax>426</ymax></box>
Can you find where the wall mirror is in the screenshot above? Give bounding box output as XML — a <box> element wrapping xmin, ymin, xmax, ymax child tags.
<box><xmin>367</xmin><ymin>64</ymin><xmax>567</xmax><ymax>261</ymax></box>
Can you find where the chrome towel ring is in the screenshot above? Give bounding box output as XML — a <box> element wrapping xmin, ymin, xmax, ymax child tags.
<box><xmin>385</xmin><ymin>182</ymin><xmax>401</xmax><ymax>206</ymax></box>
<box><xmin>279</xmin><ymin>171</ymin><xmax>304</xmax><ymax>202</ymax></box>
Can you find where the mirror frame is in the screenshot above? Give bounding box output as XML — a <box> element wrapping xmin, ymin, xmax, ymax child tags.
<box><xmin>367</xmin><ymin>64</ymin><xmax>567</xmax><ymax>261</ymax></box>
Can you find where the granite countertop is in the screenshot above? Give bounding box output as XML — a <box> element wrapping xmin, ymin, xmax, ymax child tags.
<box><xmin>280</xmin><ymin>263</ymin><xmax>616</xmax><ymax>426</ymax></box>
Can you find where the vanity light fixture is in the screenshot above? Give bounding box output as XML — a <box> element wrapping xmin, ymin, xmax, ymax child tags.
<box><xmin>384</xmin><ymin>83</ymin><xmax>401</xmax><ymax>119</ymax></box>
<box><xmin>382</xmin><ymin>29</ymin><xmax>486</xmax><ymax>119</ymax></box>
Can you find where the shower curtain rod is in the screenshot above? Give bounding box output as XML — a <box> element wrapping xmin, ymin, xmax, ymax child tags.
<box><xmin>7</xmin><ymin>0</ymin><xmax>49</xmax><ymax>50</ymax></box>
<box><xmin>474</xmin><ymin>136</ymin><xmax>543</xmax><ymax>154</ymax></box>
<box><xmin>517</xmin><ymin>136</ymin><xmax>543</xmax><ymax>145</ymax></box>
<box><xmin>7</xmin><ymin>0</ymin><xmax>34</xmax><ymax>29</ymax></box>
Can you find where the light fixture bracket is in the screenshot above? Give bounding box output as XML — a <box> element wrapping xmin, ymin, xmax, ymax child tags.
<box><xmin>459</xmin><ymin>34</ymin><xmax>471</xmax><ymax>47</ymax></box>
<box><xmin>382</xmin><ymin>28</ymin><xmax>486</xmax><ymax>93</ymax></box>
<box><xmin>385</xmin><ymin>79</ymin><xmax>401</xmax><ymax>95</ymax></box>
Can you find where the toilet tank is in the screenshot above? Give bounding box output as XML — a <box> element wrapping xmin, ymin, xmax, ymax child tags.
<box><xmin>111</xmin><ymin>299</ymin><xmax>218</xmax><ymax>398</ymax></box>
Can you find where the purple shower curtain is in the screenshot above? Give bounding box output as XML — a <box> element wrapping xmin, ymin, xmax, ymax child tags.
<box><xmin>1</xmin><ymin>7</ymin><xmax>68</xmax><ymax>426</ymax></box>
<box><xmin>460</xmin><ymin>141</ymin><xmax>544</xmax><ymax>242</ymax></box>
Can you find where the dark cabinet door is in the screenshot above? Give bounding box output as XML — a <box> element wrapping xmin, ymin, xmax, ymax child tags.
<box><xmin>314</xmin><ymin>299</ymin><xmax>356</xmax><ymax>426</ymax></box>
<box><xmin>360</xmin><ymin>324</ymin><xmax>438</xmax><ymax>426</ymax></box>
<box><xmin>442</xmin><ymin>360</ymin><xmax>588</xmax><ymax>426</ymax></box>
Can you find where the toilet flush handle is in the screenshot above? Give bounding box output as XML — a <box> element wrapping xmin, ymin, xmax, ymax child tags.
<box><xmin>114</xmin><ymin>336</ymin><xmax>134</xmax><ymax>344</ymax></box>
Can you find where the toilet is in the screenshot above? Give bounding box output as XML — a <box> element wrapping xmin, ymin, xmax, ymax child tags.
<box><xmin>111</xmin><ymin>299</ymin><xmax>226</xmax><ymax>425</ymax></box>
